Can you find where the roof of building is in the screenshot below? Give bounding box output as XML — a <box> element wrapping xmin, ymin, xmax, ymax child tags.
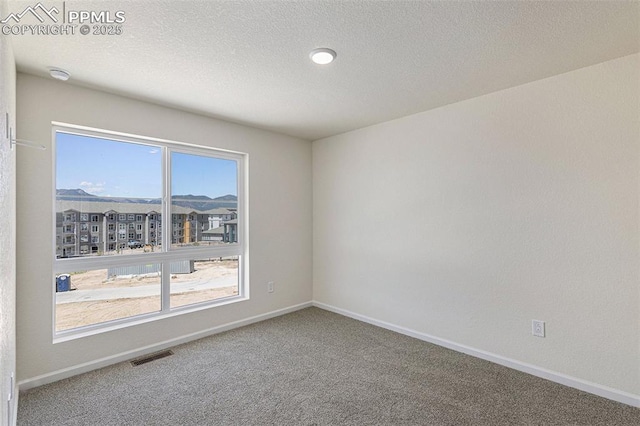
<box><xmin>202</xmin><ymin>208</ymin><xmax>234</xmax><ymax>215</ymax></box>
<box><xmin>171</xmin><ymin>205</ymin><xmax>198</xmax><ymax>215</ymax></box>
<box><xmin>56</xmin><ymin>201</ymin><xmax>219</xmax><ymax>216</ymax></box>
<box><xmin>58</xmin><ymin>201</ymin><xmax>160</xmax><ymax>215</ymax></box>
<box><xmin>202</xmin><ymin>226</ymin><xmax>225</xmax><ymax>235</ymax></box>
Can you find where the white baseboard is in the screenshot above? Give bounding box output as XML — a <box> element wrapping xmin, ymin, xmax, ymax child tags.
<box><xmin>18</xmin><ymin>302</ymin><xmax>312</xmax><ymax>391</ymax></box>
<box><xmin>312</xmin><ymin>301</ymin><xmax>640</xmax><ymax>408</ymax></box>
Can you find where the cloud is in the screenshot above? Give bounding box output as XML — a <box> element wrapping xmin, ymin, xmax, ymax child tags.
<box><xmin>79</xmin><ymin>181</ymin><xmax>106</xmax><ymax>194</ymax></box>
<box><xmin>149</xmin><ymin>149</ymin><xmax>159</xmax><ymax>154</ymax></box>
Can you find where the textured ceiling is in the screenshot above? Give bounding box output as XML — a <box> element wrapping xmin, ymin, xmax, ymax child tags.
<box><xmin>7</xmin><ymin>0</ymin><xmax>640</xmax><ymax>141</ymax></box>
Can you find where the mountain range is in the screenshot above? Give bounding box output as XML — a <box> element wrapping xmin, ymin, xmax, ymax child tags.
<box><xmin>56</xmin><ymin>189</ymin><xmax>237</xmax><ymax>211</ymax></box>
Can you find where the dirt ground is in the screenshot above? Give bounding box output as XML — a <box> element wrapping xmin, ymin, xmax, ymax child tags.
<box><xmin>65</xmin><ymin>259</ymin><xmax>237</xmax><ymax>290</ymax></box>
<box><xmin>56</xmin><ymin>259</ymin><xmax>239</xmax><ymax>331</ymax></box>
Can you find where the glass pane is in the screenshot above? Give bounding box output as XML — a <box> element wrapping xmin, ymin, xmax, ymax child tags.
<box><xmin>171</xmin><ymin>152</ymin><xmax>238</xmax><ymax>250</ymax></box>
<box><xmin>55</xmin><ymin>264</ymin><xmax>161</xmax><ymax>332</ymax></box>
<box><xmin>55</xmin><ymin>132</ymin><xmax>162</xmax><ymax>259</ymax></box>
<box><xmin>170</xmin><ymin>256</ymin><xmax>239</xmax><ymax>309</ymax></box>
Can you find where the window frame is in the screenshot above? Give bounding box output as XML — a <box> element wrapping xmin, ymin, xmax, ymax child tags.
<box><xmin>52</xmin><ymin>122</ymin><xmax>248</xmax><ymax>341</ymax></box>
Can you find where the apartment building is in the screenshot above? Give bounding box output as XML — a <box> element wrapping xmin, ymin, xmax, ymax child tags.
<box><xmin>55</xmin><ymin>200</ymin><xmax>237</xmax><ymax>257</ymax></box>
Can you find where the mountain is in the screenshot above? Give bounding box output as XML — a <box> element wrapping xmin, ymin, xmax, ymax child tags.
<box><xmin>213</xmin><ymin>194</ymin><xmax>237</xmax><ymax>201</ymax></box>
<box><xmin>171</xmin><ymin>194</ymin><xmax>237</xmax><ymax>211</ymax></box>
<box><xmin>56</xmin><ymin>190</ymin><xmax>237</xmax><ymax>211</ymax></box>
<box><xmin>55</xmin><ymin>189</ymin><xmax>159</xmax><ymax>205</ymax></box>
<box><xmin>56</xmin><ymin>188</ymin><xmax>95</xmax><ymax>197</ymax></box>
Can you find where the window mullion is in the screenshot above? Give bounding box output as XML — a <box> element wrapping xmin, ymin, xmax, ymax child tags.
<box><xmin>161</xmin><ymin>261</ymin><xmax>171</xmax><ymax>313</ymax></box>
<box><xmin>161</xmin><ymin>146</ymin><xmax>171</xmax><ymax>312</ymax></box>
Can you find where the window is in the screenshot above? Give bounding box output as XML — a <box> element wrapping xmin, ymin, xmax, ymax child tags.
<box><xmin>54</xmin><ymin>124</ymin><xmax>245</xmax><ymax>337</ymax></box>
<box><xmin>80</xmin><ymin>213</ymin><xmax>88</xmax><ymax>221</ymax></box>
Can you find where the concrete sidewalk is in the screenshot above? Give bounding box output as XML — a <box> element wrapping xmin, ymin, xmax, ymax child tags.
<box><xmin>56</xmin><ymin>275</ymin><xmax>237</xmax><ymax>303</ymax></box>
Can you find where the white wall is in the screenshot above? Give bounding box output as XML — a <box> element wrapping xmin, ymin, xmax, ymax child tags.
<box><xmin>0</xmin><ymin>12</ymin><xmax>17</xmax><ymax>424</ymax></box>
<box><xmin>16</xmin><ymin>74</ymin><xmax>312</xmax><ymax>383</ymax></box>
<box><xmin>313</xmin><ymin>54</ymin><xmax>640</xmax><ymax>398</ymax></box>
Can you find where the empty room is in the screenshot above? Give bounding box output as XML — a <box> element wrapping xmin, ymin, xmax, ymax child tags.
<box><xmin>0</xmin><ymin>1</ymin><xmax>639</xmax><ymax>425</ymax></box>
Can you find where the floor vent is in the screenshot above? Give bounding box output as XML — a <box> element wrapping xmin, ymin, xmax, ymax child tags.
<box><xmin>130</xmin><ymin>350</ymin><xmax>174</xmax><ymax>366</ymax></box>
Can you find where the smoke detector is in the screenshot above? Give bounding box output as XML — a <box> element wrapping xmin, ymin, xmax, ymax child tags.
<box><xmin>49</xmin><ymin>68</ymin><xmax>70</xmax><ymax>81</ymax></box>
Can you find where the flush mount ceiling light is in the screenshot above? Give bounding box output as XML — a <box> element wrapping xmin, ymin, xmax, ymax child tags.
<box><xmin>49</xmin><ymin>68</ymin><xmax>70</xmax><ymax>81</ymax></box>
<box><xmin>309</xmin><ymin>48</ymin><xmax>336</xmax><ymax>65</ymax></box>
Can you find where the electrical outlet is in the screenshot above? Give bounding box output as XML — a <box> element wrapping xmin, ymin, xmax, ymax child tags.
<box><xmin>267</xmin><ymin>281</ymin><xmax>274</xmax><ymax>293</ymax></box>
<box><xmin>532</xmin><ymin>320</ymin><xmax>545</xmax><ymax>337</ymax></box>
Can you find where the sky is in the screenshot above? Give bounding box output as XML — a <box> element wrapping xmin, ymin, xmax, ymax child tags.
<box><xmin>56</xmin><ymin>132</ymin><xmax>238</xmax><ymax>199</ymax></box>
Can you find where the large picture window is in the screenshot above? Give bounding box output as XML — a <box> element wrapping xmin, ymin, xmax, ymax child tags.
<box><xmin>53</xmin><ymin>123</ymin><xmax>246</xmax><ymax>337</ymax></box>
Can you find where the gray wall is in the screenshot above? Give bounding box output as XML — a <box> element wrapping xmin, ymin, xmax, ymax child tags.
<box><xmin>0</xmin><ymin>7</ymin><xmax>17</xmax><ymax>423</ymax></box>
<box><xmin>313</xmin><ymin>54</ymin><xmax>640</xmax><ymax>397</ymax></box>
<box><xmin>16</xmin><ymin>74</ymin><xmax>312</xmax><ymax>383</ymax></box>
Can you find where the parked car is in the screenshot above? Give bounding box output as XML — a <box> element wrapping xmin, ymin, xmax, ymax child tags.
<box><xmin>128</xmin><ymin>240</ymin><xmax>143</xmax><ymax>249</ymax></box>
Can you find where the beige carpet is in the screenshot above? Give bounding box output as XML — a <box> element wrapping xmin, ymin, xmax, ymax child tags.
<box><xmin>18</xmin><ymin>307</ymin><xmax>640</xmax><ymax>425</ymax></box>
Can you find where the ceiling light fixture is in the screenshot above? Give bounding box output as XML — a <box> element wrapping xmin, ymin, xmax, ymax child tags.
<box><xmin>49</xmin><ymin>68</ymin><xmax>70</xmax><ymax>81</ymax></box>
<box><xmin>309</xmin><ymin>48</ymin><xmax>336</xmax><ymax>65</ymax></box>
